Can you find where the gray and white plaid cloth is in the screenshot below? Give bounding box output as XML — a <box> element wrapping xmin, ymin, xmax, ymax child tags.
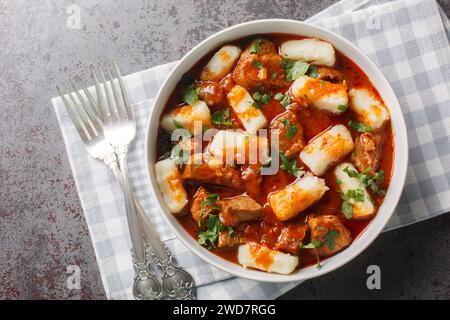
<box><xmin>52</xmin><ymin>0</ymin><xmax>450</xmax><ymax>299</ymax></box>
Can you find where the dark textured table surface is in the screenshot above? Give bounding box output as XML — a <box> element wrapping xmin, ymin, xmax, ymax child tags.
<box><xmin>1</xmin><ymin>0</ymin><xmax>449</xmax><ymax>300</ymax></box>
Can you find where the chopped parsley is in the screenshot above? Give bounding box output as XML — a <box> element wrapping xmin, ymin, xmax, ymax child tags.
<box><xmin>173</xmin><ymin>119</ymin><xmax>184</xmax><ymax>129</ymax></box>
<box><xmin>212</xmin><ymin>108</ymin><xmax>234</xmax><ymax>126</ymax></box>
<box><xmin>340</xmin><ymin>188</ymin><xmax>365</xmax><ymax>219</ymax></box>
<box><xmin>323</xmin><ymin>230</ymin><xmax>340</xmax><ymax>251</ymax></box>
<box><xmin>252</xmin><ymin>90</ymin><xmax>271</xmax><ymax>109</ymax></box>
<box><xmin>272</xmin><ymin>72</ymin><xmax>278</xmax><ymax>79</ymax></box>
<box><xmin>300</xmin><ymin>239</ymin><xmax>322</xmax><ymax>269</ymax></box>
<box><xmin>300</xmin><ymin>229</ymin><xmax>340</xmax><ymax>269</ymax></box>
<box><xmin>337</xmin><ymin>104</ymin><xmax>348</xmax><ymax>112</ymax></box>
<box><xmin>203</xmin><ymin>193</ymin><xmax>220</xmax><ymax>207</ymax></box>
<box><xmin>348</xmin><ymin>120</ymin><xmax>372</xmax><ymax>133</ymax></box>
<box><xmin>341</xmin><ymin>188</ymin><xmax>366</xmax><ymax>202</ymax></box>
<box><xmin>369</xmin><ymin>170</ymin><xmax>386</xmax><ymax>195</ymax></box>
<box><xmin>183</xmin><ymin>84</ymin><xmax>198</xmax><ymax>106</ymax></box>
<box><xmin>252</xmin><ymin>61</ymin><xmax>264</xmax><ymax>69</ymax></box>
<box><xmin>274</xmin><ymin>92</ymin><xmax>285</xmax><ymax>101</ymax></box>
<box><xmin>274</xmin><ymin>92</ymin><xmax>290</xmax><ymax>109</ymax></box>
<box><xmin>249</xmin><ymin>39</ymin><xmax>263</xmax><ymax>54</ymax></box>
<box><xmin>307</xmin><ymin>65</ymin><xmax>319</xmax><ymax>78</ymax></box>
<box><xmin>281</xmin><ymin>59</ymin><xmax>310</xmax><ymax>81</ymax></box>
<box><xmin>280</xmin><ymin>153</ymin><xmax>304</xmax><ymax>178</ymax></box>
<box><xmin>341</xmin><ymin>201</ymin><xmax>353</xmax><ymax>219</ymax></box>
<box><xmin>198</xmin><ymin>214</ymin><xmax>223</xmax><ymax>249</ymax></box>
<box><xmin>198</xmin><ymin>193</ymin><xmax>221</xmax><ymax>228</ymax></box>
<box><xmin>343</xmin><ymin>166</ymin><xmax>386</xmax><ymax>196</ymax></box>
<box><xmin>281</xmin><ymin>119</ymin><xmax>298</xmax><ymax>139</ymax></box>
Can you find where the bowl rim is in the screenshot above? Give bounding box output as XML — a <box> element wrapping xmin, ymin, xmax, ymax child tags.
<box><xmin>144</xmin><ymin>19</ymin><xmax>409</xmax><ymax>282</ymax></box>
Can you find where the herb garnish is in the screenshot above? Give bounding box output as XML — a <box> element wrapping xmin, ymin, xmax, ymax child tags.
<box><xmin>274</xmin><ymin>92</ymin><xmax>290</xmax><ymax>109</ymax></box>
<box><xmin>183</xmin><ymin>84</ymin><xmax>198</xmax><ymax>106</ymax></box>
<box><xmin>300</xmin><ymin>229</ymin><xmax>340</xmax><ymax>269</ymax></box>
<box><xmin>343</xmin><ymin>166</ymin><xmax>386</xmax><ymax>196</ymax></box>
<box><xmin>212</xmin><ymin>108</ymin><xmax>234</xmax><ymax>127</ymax></box>
<box><xmin>249</xmin><ymin>39</ymin><xmax>263</xmax><ymax>54</ymax></box>
<box><xmin>252</xmin><ymin>90</ymin><xmax>271</xmax><ymax>109</ymax></box>
<box><xmin>307</xmin><ymin>65</ymin><xmax>319</xmax><ymax>78</ymax></box>
<box><xmin>280</xmin><ymin>153</ymin><xmax>304</xmax><ymax>178</ymax></box>
<box><xmin>173</xmin><ymin>119</ymin><xmax>184</xmax><ymax>129</ymax></box>
<box><xmin>252</xmin><ymin>61</ymin><xmax>264</xmax><ymax>69</ymax></box>
<box><xmin>340</xmin><ymin>188</ymin><xmax>365</xmax><ymax>219</ymax></box>
<box><xmin>198</xmin><ymin>214</ymin><xmax>224</xmax><ymax>249</ymax></box>
<box><xmin>281</xmin><ymin>119</ymin><xmax>298</xmax><ymax>139</ymax></box>
<box><xmin>337</xmin><ymin>104</ymin><xmax>348</xmax><ymax>112</ymax></box>
<box><xmin>348</xmin><ymin>120</ymin><xmax>372</xmax><ymax>133</ymax></box>
<box><xmin>301</xmin><ymin>239</ymin><xmax>322</xmax><ymax>269</ymax></box>
<box><xmin>281</xmin><ymin>59</ymin><xmax>310</xmax><ymax>81</ymax></box>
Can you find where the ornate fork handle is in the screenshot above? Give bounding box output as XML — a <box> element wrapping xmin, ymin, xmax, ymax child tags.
<box><xmin>151</xmin><ymin>245</ymin><xmax>196</xmax><ymax>300</ymax></box>
<box><xmin>102</xmin><ymin>151</ymin><xmax>163</xmax><ymax>300</ymax></box>
<box><xmin>113</xmin><ymin>144</ymin><xmax>196</xmax><ymax>300</ymax></box>
<box><xmin>131</xmin><ymin>246</ymin><xmax>163</xmax><ymax>300</ymax></box>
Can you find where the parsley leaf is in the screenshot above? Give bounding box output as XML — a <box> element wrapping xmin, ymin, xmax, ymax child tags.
<box><xmin>198</xmin><ymin>214</ymin><xmax>223</xmax><ymax>249</ymax></box>
<box><xmin>341</xmin><ymin>201</ymin><xmax>353</xmax><ymax>219</ymax></box>
<box><xmin>274</xmin><ymin>92</ymin><xmax>291</xmax><ymax>109</ymax></box>
<box><xmin>348</xmin><ymin>120</ymin><xmax>372</xmax><ymax>133</ymax></box>
<box><xmin>252</xmin><ymin>90</ymin><xmax>271</xmax><ymax>109</ymax></box>
<box><xmin>204</xmin><ymin>193</ymin><xmax>220</xmax><ymax>207</ymax></box>
<box><xmin>341</xmin><ymin>188</ymin><xmax>365</xmax><ymax>203</ymax></box>
<box><xmin>307</xmin><ymin>65</ymin><xmax>319</xmax><ymax>78</ymax></box>
<box><xmin>252</xmin><ymin>61</ymin><xmax>264</xmax><ymax>69</ymax></box>
<box><xmin>369</xmin><ymin>170</ymin><xmax>386</xmax><ymax>195</ymax></box>
<box><xmin>183</xmin><ymin>84</ymin><xmax>198</xmax><ymax>106</ymax></box>
<box><xmin>212</xmin><ymin>108</ymin><xmax>234</xmax><ymax>126</ymax></box>
<box><xmin>337</xmin><ymin>104</ymin><xmax>348</xmax><ymax>112</ymax></box>
<box><xmin>300</xmin><ymin>239</ymin><xmax>322</xmax><ymax>269</ymax></box>
<box><xmin>280</xmin><ymin>153</ymin><xmax>304</xmax><ymax>178</ymax></box>
<box><xmin>281</xmin><ymin>59</ymin><xmax>310</xmax><ymax>81</ymax></box>
<box><xmin>343</xmin><ymin>166</ymin><xmax>359</xmax><ymax>178</ymax></box>
<box><xmin>323</xmin><ymin>230</ymin><xmax>340</xmax><ymax>251</ymax></box>
<box><xmin>173</xmin><ymin>119</ymin><xmax>184</xmax><ymax>129</ymax></box>
<box><xmin>249</xmin><ymin>39</ymin><xmax>263</xmax><ymax>54</ymax></box>
<box><xmin>272</xmin><ymin>72</ymin><xmax>278</xmax><ymax>79</ymax></box>
<box><xmin>343</xmin><ymin>166</ymin><xmax>386</xmax><ymax>196</ymax></box>
<box><xmin>274</xmin><ymin>93</ymin><xmax>285</xmax><ymax>101</ymax></box>
<box><xmin>281</xmin><ymin>119</ymin><xmax>298</xmax><ymax>139</ymax></box>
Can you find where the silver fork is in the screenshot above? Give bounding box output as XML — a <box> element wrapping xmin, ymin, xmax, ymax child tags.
<box><xmin>78</xmin><ymin>61</ymin><xmax>195</xmax><ymax>300</ymax></box>
<box><xmin>57</xmin><ymin>85</ymin><xmax>162</xmax><ymax>300</ymax></box>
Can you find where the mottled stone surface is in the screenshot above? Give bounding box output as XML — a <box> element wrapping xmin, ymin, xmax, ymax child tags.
<box><xmin>0</xmin><ymin>0</ymin><xmax>449</xmax><ymax>300</ymax></box>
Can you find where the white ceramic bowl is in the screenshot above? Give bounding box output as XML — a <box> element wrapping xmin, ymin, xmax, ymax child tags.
<box><xmin>145</xmin><ymin>19</ymin><xmax>408</xmax><ymax>282</ymax></box>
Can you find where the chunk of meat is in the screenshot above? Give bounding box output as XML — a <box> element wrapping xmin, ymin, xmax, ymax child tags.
<box><xmin>269</xmin><ymin>111</ymin><xmax>305</xmax><ymax>157</ymax></box>
<box><xmin>182</xmin><ymin>154</ymin><xmax>243</xmax><ymax>190</ymax></box>
<box><xmin>217</xmin><ymin>231</ymin><xmax>247</xmax><ymax>248</ymax></box>
<box><xmin>308</xmin><ymin>215</ymin><xmax>352</xmax><ymax>257</ymax></box>
<box><xmin>315</xmin><ymin>67</ymin><xmax>344</xmax><ymax>83</ymax></box>
<box><xmin>195</xmin><ymin>82</ymin><xmax>226</xmax><ymax>107</ymax></box>
<box><xmin>219</xmin><ymin>195</ymin><xmax>263</xmax><ymax>227</ymax></box>
<box><xmin>241</xmin><ymin>164</ymin><xmax>262</xmax><ymax>200</ymax></box>
<box><xmin>275</xmin><ymin>224</ymin><xmax>307</xmax><ymax>255</ymax></box>
<box><xmin>220</xmin><ymin>73</ymin><xmax>235</xmax><ymax>92</ymax></box>
<box><xmin>350</xmin><ymin>132</ymin><xmax>384</xmax><ymax>173</ymax></box>
<box><xmin>232</xmin><ymin>39</ymin><xmax>288</xmax><ymax>90</ymax></box>
<box><xmin>190</xmin><ymin>187</ymin><xmax>217</xmax><ymax>226</ymax></box>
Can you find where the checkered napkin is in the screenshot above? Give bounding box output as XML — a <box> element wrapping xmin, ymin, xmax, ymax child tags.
<box><xmin>52</xmin><ymin>0</ymin><xmax>450</xmax><ymax>300</ymax></box>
